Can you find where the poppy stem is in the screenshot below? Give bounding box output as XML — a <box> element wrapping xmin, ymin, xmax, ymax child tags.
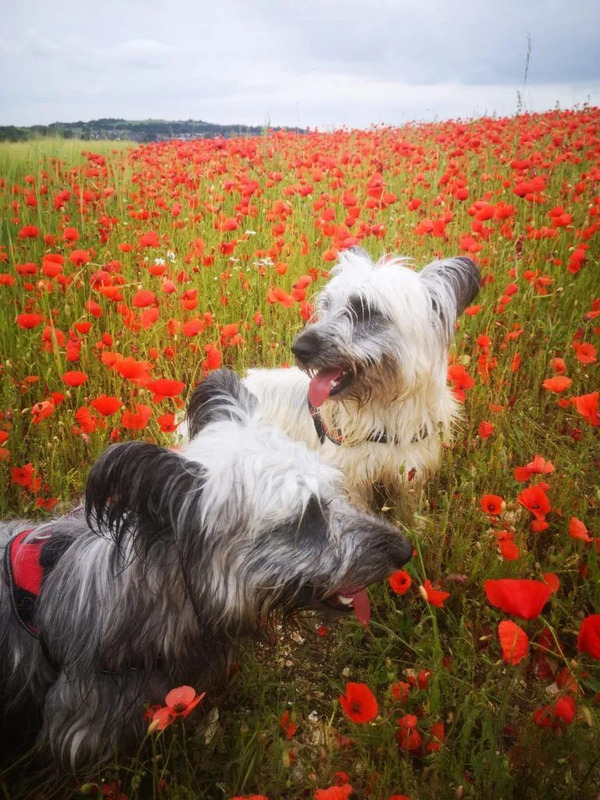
<box><xmin>412</xmin><ymin>533</ymin><xmax>443</xmax><ymax>716</ymax></box>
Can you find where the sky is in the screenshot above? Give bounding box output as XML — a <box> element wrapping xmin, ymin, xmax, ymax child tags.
<box><xmin>1</xmin><ymin>0</ymin><xmax>599</xmax><ymax>129</ymax></box>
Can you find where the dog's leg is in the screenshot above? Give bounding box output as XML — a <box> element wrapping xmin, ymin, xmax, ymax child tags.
<box><xmin>41</xmin><ymin>670</ymin><xmax>154</xmax><ymax>769</ymax></box>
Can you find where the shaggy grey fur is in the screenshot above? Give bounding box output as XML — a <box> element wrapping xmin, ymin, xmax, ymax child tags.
<box><xmin>1</xmin><ymin>370</ymin><xmax>412</xmax><ymax>770</ymax></box>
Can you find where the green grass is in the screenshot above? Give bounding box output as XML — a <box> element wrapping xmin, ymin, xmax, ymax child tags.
<box><xmin>1</xmin><ymin>111</ymin><xmax>599</xmax><ymax>800</ymax></box>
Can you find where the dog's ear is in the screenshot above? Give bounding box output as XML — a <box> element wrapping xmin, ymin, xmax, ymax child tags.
<box><xmin>419</xmin><ymin>256</ymin><xmax>481</xmax><ymax>319</ymax></box>
<box><xmin>343</xmin><ymin>245</ymin><xmax>371</xmax><ymax>261</ymax></box>
<box><xmin>85</xmin><ymin>441</ymin><xmax>206</xmax><ymax>550</ymax></box>
<box><xmin>186</xmin><ymin>368</ymin><xmax>259</xmax><ymax>439</ymax></box>
<box><xmin>335</xmin><ymin>246</ymin><xmax>373</xmax><ymax>272</ymax></box>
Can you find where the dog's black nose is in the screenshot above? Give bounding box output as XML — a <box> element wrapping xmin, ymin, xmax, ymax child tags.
<box><xmin>291</xmin><ymin>332</ymin><xmax>318</xmax><ymax>364</ymax></box>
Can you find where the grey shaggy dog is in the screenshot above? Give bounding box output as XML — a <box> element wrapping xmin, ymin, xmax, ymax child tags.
<box><xmin>245</xmin><ymin>247</ymin><xmax>481</xmax><ymax>514</ymax></box>
<box><xmin>0</xmin><ymin>370</ymin><xmax>412</xmax><ymax>771</ymax></box>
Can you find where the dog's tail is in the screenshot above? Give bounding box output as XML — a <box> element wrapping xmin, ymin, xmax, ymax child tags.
<box><xmin>186</xmin><ymin>369</ymin><xmax>260</xmax><ymax>439</ymax></box>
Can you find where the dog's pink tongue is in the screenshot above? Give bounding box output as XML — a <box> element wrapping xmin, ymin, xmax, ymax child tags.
<box><xmin>353</xmin><ymin>589</ymin><xmax>371</xmax><ymax>628</ymax></box>
<box><xmin>308</xmin><ymin>368</ymin><xmax>342</xmax><ymax>408</ymax></box>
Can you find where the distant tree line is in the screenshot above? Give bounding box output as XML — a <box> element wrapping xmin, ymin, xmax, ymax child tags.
<box><xmin>0</xmin><ymin>118</ymin><xmax>305</xmax><ymax>143</ymax></box>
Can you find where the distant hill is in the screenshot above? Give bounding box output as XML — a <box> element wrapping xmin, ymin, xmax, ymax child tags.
<box><xmin>0</xmin><ymin>117</ymin><xmax>305</xmax><ymax>143</ymax></box>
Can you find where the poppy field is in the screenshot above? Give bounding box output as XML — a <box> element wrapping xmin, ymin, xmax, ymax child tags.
<box><xmin>1</xmin><ymin>106</ymin><xmax>599</xmax><ymax>800</ymax></box>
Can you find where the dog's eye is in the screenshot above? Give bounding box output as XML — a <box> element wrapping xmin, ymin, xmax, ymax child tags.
<box><xmin>347</xmin><ymin>296</ymin><xmax>375</xmax><ymax>323</ymax></box>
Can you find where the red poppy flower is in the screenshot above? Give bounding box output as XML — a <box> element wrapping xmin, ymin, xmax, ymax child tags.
<box><xmin>63</xmin><ymin>226</ymin><xmax>79</xmax><ymax>243</ymax></box>
<box><xmin>42</xmin><ymin>259</ymin><xmax>63</xmax><ymax>278</ymax></box>
<box><xmin>391</xmin><ymin>681</ymin><xmax>411</xmax><ymax>702</ymax></box>
<box><xmin>572</xmin><ymin>392</ymin><xmax>600</xmax><ymax>427</ymax></box>
<box><xmin>132</xmin><ymin>289</ymin><xmax>158</xmax><ymax>308</ymax></box>
<box><xmin>498</xmin><ymin>620</ymin><xmax>529</xmax><ymax>664</ymax></box>
<box><xmin>121</xmin><ymin>404</ymin><xmax>152</xmax><ymax>431</ymax></box>
<box><xmin>429</xmin><ymin>720</ymin><xmax>445</xmax><ymax>745</ymax></box>
<box><xmin>16</xmin><ymin>313</ymin><xmax>45</xmax><ymax>329</ymax></box>
<box><xmin>549</xmin><ymin>357</ymin><xmax>567</xmax><ymax>374</ymax></box>
<box><xmin>146</xmin><ymin>379</ymin><xmax>185</xmax><ymax>398</ymax></box>
<box><xmin>279</xmin><ymin>709</ymin><xmax>298</xmax><ymax>740</ymax></box>
<box><xmin>113</xmin><ymin>357</ymin><xmax>153</xmax><ymax>384</ymax></box>
<box><xmin>86</xmin><ymin>299</ymin><xmax>103</xmax><ymax>318</ymax></box>
<box><xmin>553</xmin><ymin>696</ymin><xmax>576</xmax><ymax>724</ymax></box>
<box><xmin>494</xmin><ymin>530</ymin><xmax>520</xmax><ymax>561</ymax></box>
<box><xmin>389</xmin><ymin>570</ymin><xmax>412</xmax><ymax>595</ymax></box>
<box><xmin>31</xmin><ymin>401</ymin><xmax>55</xmax><ymax>423</ymax></box>
<box><xmin>266</xmin><ymin>286</ymin><xmax>295</xmax><ymax>308</ymax></box>
<box><xmin>396</xmin><ymin>726</ymin><xmax>421</xmax><ymax>751</ymax></box>
<box><xmin>339</xmin><ymin>682</ymin><xmax>378</xmax><ymax>724</ymax></box>
<box><xmin>542</xmin><ymin>572</ymin><xmax>560</xmax><ymax>593</ymax></box>
<box><xmin>139</xmin><ymin>231</ymin><xmax>161</xmax><ymax>247</ymax></box>
<box><xmin>18</xmin><ymin>224</ymin><xmax>40</xmax><ymax>238</ymax></box>
<box><xmin>11</xmin><ymin>463</ymin><xmax>41</xmax><ymax>492</ymax></box>
<box><xmin>480</xmin><ymin>494</ymin><xmax>505</xmax><ymax>515</ymax></box>
<box><xmin>139</xmin><ymin>308</ymin><xmax>159</xmax><ymax>329</ymax></box>
<box><xmin>406</xmin><ymin>668</ymin><xmax>432</xmax><ymax>690</ymax></box>
<box><xmin>157</xmin><ymin>413</ymin><xmax>178</xmax><ymax>433</ymax></box>
<box><xmin>499</xmin><ymin>539</ymin><xmax>520</xmax><ymax>560</ymax></box>
<box><xmin>569</xmin><ymin>517</ymin><xmax>591</xmax><ymax>542</ymax></box>
<box><xmin>230</xmin><ymin>796</ymin><xmax>270</xmax><ymax>800</ymax></box>
<box><xmin>181</xmin><ymin>319</ymin><xmax>204</xmax><ymax>338</ymax></box>
<box><xmin>478</xmin><ymin>420</ymin><xmax>495</xmax><ymax>438</ymax></box>
<box><xmin>69</xmin><ymin>249</ymin><xmax>91</xmax><ymax>267</ymax></box>
<box><xmin>165</xmin><ymin>685</ymin><xmax>205</xmax><ymax>717</ymax></box>
<box><xmin>419</xmin><ymin>579</ymin><xmax>450</xmax><ymax>608</ymax></box>
<box><xmin>397</xmin><ymin>713</ymin><xmax>418</xmax><ymax>729</ymax></box>
<box><xmin>533</xmin><ymin>695</ymin><xmax>576</xmax><ymax>729</ymax></box>
<box><xmin>577</xmin><ymin>615</ymin><xmax>600</xmax><ymax>660</ymax></box>
<box><xmin>314</xmin><ymin>786</ymin><xmax>353</xmax><ymax>800</ymax></box>
<box><xmin>572</xmin><ymin>341</ymin><xmax>597</xmax><ymax>365</ymax></box>
<box><xmin>542</xmin><ymin>376</ymin><xmax>572</xmax><ymax>393</ymax></box>
<box><xmin>203</xmin><ymin>345</ymin><xmax>223</xmax><ymax>370</ymax></box>
<box><xmin>514</xmin><ymin>455</ymin><xmax>555</xmax><ymax>482</ymax></box>
<box><xmin>62</xmin><ymin>370</ymin><xmax>88</xmax><ymax>387</ymax></box>
<box><xmin>447</xmin><ymin>363</ymin><xmax>475</xmax><ymax>402</ymax></box>
<box><xmin>91</xmin><ymin>395</ymin><xmax>122</xmax><ymax>416</ymax></box>
<box><xmin>16</xmin><ymin>262</ymin><xmax>37</xmax><ymax>276</ymax></box>
<box><xmin>517</xmin><ymin>484</ymin><xmax>551</xmax><ymax>521</ymax></box>
<box><xmin>484</xmin><ymin>579</ymin><xmax>553</xmax><ymax>620</ymax></box>
<box><xmin>148</xmin><ymin>685</ymin><xmax>205</xmax><ymax>732</ymax></box>
<box><xmin>74</xmin><ymin>406</ymin><xmax>98</xmax><ymax>434</ymax></box>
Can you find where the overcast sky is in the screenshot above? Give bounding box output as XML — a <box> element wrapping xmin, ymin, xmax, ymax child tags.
<box><xmin>1</xmin><ymin>0</ymin><xmax>599</xmax><ymax>128</ymax></box>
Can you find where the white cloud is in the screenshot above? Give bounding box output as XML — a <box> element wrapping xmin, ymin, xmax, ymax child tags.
<box><xmin>25</xmin><ymin>30</ymin><xmax>62</xmax><ymax>59</ymax></box>
<box><xmin>115</xmin><ymin>39</ymin><xmax>178</xmax><ymax>69</ymax></box>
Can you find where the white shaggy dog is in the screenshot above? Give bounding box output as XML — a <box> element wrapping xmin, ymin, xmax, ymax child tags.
<box><xmin>244</xmin><ymin>248</ymin><xmax>480</xmax><ymax>514</ymax></box>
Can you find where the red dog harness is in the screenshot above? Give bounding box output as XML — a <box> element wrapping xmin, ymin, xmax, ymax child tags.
<box><xmin>5</xmin><ymin>528</ymin><xmax>44</xmax><ymax>636</ymax></box>
<box><xmin>4</xmin><ymin>528</ymin><xmax>67</xmax><ymax>671</ymax></box>
<box><xmin>5</xmin><ymin>526</ymin><xmax>140</xmax><ymax>676</ymax></box>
